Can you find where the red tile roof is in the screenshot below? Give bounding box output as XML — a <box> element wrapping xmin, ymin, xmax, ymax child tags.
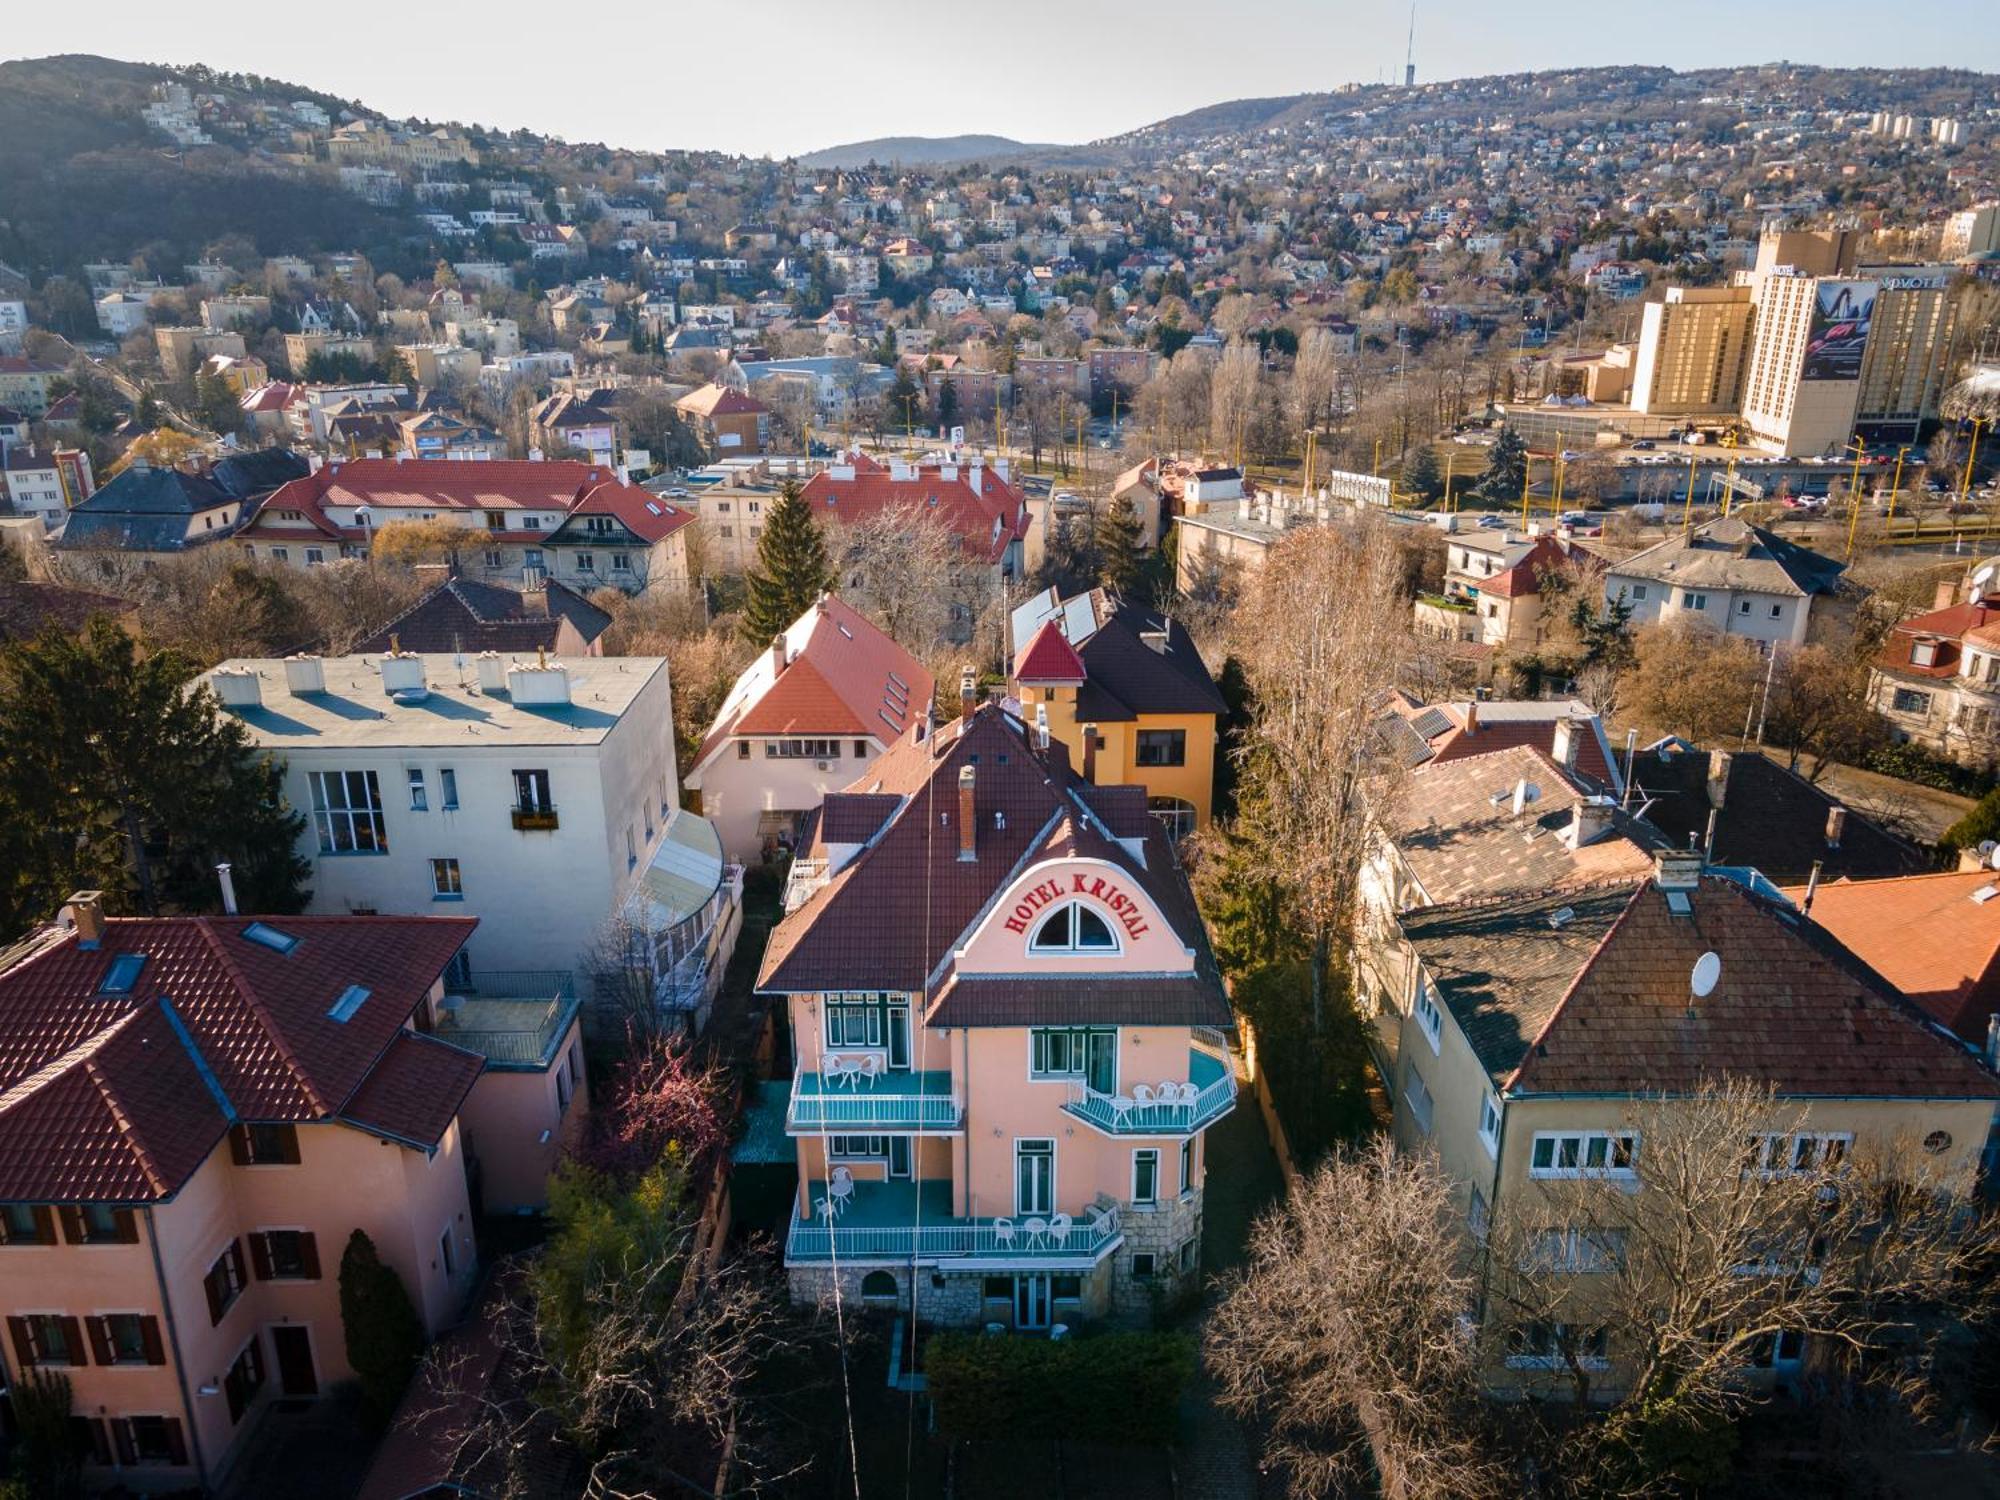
<box><xmin>675</xmin><ymin>382</ymin><xmax>769</xmax><ymax>418</ymax></box>
<box><xmin>261</xmin><ymin>458</ymin><xmax>607</xmax><ymax>527</ymax></box>
<box><xmin>1874</xmin><ymin>596</ymin><xmax>2000</xmax><ymax>681</ymax></box>
<box><xmin>0</xmin><ymin>914</ymin><xmax>479</xmax><ymax>1202</ymax></box>
<box><xmin>1779</xmin><ymin>870</ymin><xmax>2000</xmax><ymax>1044</ymax></box>
<box><xmin>566</xmin><ymin>478</ymin><xmax>695</xmax><ymax>544</ymax></box>
<box><xmin>1013</xmin><ymin>619</ymin><xmax>1088</xmax><ymax>684</ymax></box>
<box><xmin>692</xmin><ymin>594</ymin><xmax>933</xmax><ymax>771</ymax></box>
<box><xmin>801</xmin><ymin>461</ymin><xmax>1026</xmax><ymax>564</ymax></box>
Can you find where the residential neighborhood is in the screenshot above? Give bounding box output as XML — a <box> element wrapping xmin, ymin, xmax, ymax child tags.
<box><xmin>1</xmin><ymin>26</ymin><xmax>2000</xmax><ymax>1500</ymax></box>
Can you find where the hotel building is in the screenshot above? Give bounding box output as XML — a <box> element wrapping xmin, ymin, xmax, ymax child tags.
<box><xmin>756</xmin><ymin>685</ymin><xmax>1235</xmax><ymax>1330</ymax></box>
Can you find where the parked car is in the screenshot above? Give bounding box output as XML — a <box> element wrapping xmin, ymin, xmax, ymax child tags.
<box><xmin>1632</xmin><ymin>439</ymin><xmax>1657</xmax><ymax>451</ymax></box>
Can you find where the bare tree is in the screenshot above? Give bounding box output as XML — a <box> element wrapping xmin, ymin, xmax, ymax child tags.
<box><xmin>1207</xmin><ymin>1138</ymin><xmax>1508</xmax><ymax>1500</ymax></box>
<box><xmin>833</xmin><ymin>502</ymin><xmax>964</xmax><ymax>652</ymax></box>
<box><xmin>1484</xmin><ymin>1079</ymin><xmax>1996</xmax><ymax>1495</ymax></box>
<box><xmin>1291</xmin><ymin>326</ymin><xmax>1343</xmax><ymax>474</ymax></box>
<box><xmin>1228</xmin><ymin>517</ymin><xmax>1425</xmax><ymax>1023</ymax></box>
<box><xmin>1209</xmin><ymin>339</ymin><xmax>1263</xmax><ymax>463</ymax></box>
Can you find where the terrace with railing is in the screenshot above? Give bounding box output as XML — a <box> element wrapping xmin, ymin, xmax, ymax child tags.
<box><xmin>1061</xmin><ymin>1047</ymin><xmax>1237</xmax><ymax>1136</ymax></box>
<box><xmin>434</xmin><ymin>971</ymin><xmax>578</xmax><ymax>1068</ymax></box>
<box><xmin>785</xmin><ymin>1066</ymin><xmax>963</xmax><ymax>1132</ymax></box>
<box><xmin>784</xmin><ymin>1179</ymin><xmax>1122</xmax><ymax>1267</ymax></box>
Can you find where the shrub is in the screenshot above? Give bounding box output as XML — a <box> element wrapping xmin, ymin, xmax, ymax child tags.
<box><xmin>339</xmin><ymin>1229</ymin><xmax>426</xmax><ymax>1429</ymax></box>
<box><xmin>1865</xmin><ymin>741</ymin><xmax>1996</xmax><ymax>802</ymax></box>
<box><xmin>924</xmin><ymin>1330</ymin><xmax>1194</xmax><ymax>1445</ymax></box>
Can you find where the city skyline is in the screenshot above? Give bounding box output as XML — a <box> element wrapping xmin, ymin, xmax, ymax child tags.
<box><xmin>5</xmin><ymin>0</ymin><xmax>2000</xmax><ymax>160</ymax></box>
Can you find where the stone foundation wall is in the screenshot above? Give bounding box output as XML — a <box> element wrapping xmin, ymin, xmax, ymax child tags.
<box><xmin>1109</xmin><ymin>1191</ymin><xmax>1203</xmax><ymax>1320</ymax></box>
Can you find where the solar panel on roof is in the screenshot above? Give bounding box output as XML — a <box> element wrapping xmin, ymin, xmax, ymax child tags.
<box><xmin>1411</xmin><ymin>707</ymin><xmax>1455</xmax><ymax>739</ymax></box>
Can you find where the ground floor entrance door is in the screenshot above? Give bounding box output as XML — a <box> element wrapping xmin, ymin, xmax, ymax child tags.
<box><xmin>271</xmin><ymin>1325</ymin><xmax>318</xmax><ymax>1397</ymax></box>
<box><xmin>1014</xmin><ymin>1274</ymin><xmax>1051</xmax><ymax>1330</ymax></box>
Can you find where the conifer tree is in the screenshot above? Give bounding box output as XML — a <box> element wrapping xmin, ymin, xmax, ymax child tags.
<box><xmin>0</xmin><ymin>617</ymin><xmax>310</xmax><ymax>937</ymax></box>
<box><xmin>1477</xmin><ymin>424</ymin><xmax>1529</xmax><ymax>505</ymax></box>
<box><xmin>339</xmin><ymin>1229</ymin><xmax>425</xmax><ymax>1429</ymax></box>
<box><xmin>1401</xmin><ymin>445</ymin><xmax>1444</xmax><ymax>506</ymax></box>
<box><xmin>1098</xmin><ymin>492</ymin><xmax>1148</xmax><ymax>599</ymax></box>
<box><xmin>739</xmin><ymin>481</ymin><xmax>835</xmax><ymax>646</ymax></box>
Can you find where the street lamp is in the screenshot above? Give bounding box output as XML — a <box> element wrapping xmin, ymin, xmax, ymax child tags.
<box><xmin>1843</xmin><ymin>437</ymin><xmax>1869</xmax><ymax>561</ymax></box>
<box><xmin>1962</xmin><ymin>416</ymin><xmax>1991</xmax><ymax>507</ymax></box>
<box><xmin>1887</xmin><ymin>444</ymin><xmax>1911</xmax><ymax>530</ymax></box>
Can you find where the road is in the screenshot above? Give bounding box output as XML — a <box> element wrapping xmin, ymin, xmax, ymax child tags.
<box><xmin>1811</xmin><ymin>762</ymin><xmax>1975</xmax><ymax>847</ymax></box>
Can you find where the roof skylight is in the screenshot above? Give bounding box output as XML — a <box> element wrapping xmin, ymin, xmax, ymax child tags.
<box><xmin>97</xmin><ymin>953</ymin><xmax>148</xmax><ymax>996</ymax></box>
<box><xmin>242</xmin><ymin>922</ymin><xmax>301</xmax><ymax>955</ymax></box>
<box><xmin>327</xmin><ymin>985</ymin><xmax>371</xmax><ymax>1023</ymax></box>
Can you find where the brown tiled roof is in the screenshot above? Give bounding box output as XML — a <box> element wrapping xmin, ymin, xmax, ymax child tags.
<box><xmin>353</xmin><ymin>577</ymin><xmax>612</xmax><ymax>656</ymax></box>
<box><xmin>340</xmin><ymin>1031</ymin><xmax>483</xmax><ymax>1150</ymax></box>
<box><xmin>1779</xmin><ymin>870</ymin><xmax>2000</xmax><ymax>1044</ymax></box>
<box><xmin>759</xmin><ymin>704</ymin><xmax>1220</xmax><ymax>1017</ymax></box>
<box><xmin>1630</xmin><ymin>748</ymin><xmax>1924</xmax><ymax>884</ymax></box>
<box><xmin>817</xmin><ymin>793</ymin><xmax>903</xmax><ymax>845</ymax></box>
<box><xmin>927</xmin><ymin>975</ymin><xmax>1229</xmax><ymax>1028</ymax></box>
<box><xmin>1383</xmin><ymin>745</ymin><xmax>1656</xmax><ymax>906</ymax></box>
<box><xmin>1509</xmin><ymin>876</ymin><xmax>1999</xmax><ymax>1100</ymax></box>
<box><xmin>0</xmin><ymin>914</ymin><xmax>478</xmax><ymax>1202</ymax></box>
<box><xmin>0</xmin><ymin>582</ymin><xmax>132</xmax><ymax>643</ymax></box>
<box><xmin>1403</xmin><ymin>884</ymin><xmax>1638</xmax><ymax>1082</ymax></box>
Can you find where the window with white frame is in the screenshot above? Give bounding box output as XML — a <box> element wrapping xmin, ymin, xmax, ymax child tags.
<box><xmin>1179</xmin><ymin>1136</ymin><xmax>1194</xmax><ymax>1196</ymax></box>
<box><xmin>1479</xmin><ymin>1093</ymin><xmax>1501</xmax><ymax>1156</ymax></box>
<box><xmin>1746</xmin><ymin>1131</ymin><xmax>1850</xmax><ymax>1175</ymax></box>
<box><xmin>309</xmin><ymin>770</ymin><xmax>386</xmax><ymax>853</ymax></box>
<box><xmin>430</xmin><ymin>858</ymin><xmax>462</xmax><ymax>898</ymax></box>
<box><xmin>1507</xmin><ymin>1321</ymin><xmax>1609</xmax><ymax>1369</ymax></box>
<box><xmin>1529</xmin><ymin>1130</ymin><xmax>1638</xmax><ymax>1178</ymax></box>
<box><xmin>439</xmin><ymin>768</ymin><xmax>458</xmax><ymax>810</ymax></box>
<box><xmin>407</xmin><ymin>768</ymin><xmax>428</xmax><ymax>811</ymax></box>
<box><xmin>1132</xmin><ymin>1148</ymin><xmax>1159</xmax><ymax>1205</ymax></box>
<box><xmin>823</xmin><ymin>994</ymin><xmax>889</xmax><ymax>1048</ymax></box>
<box><xmin>829</xmin><ymin>1136</ymin><xmax>888</xmax><ymax>1159</ymax></box>
<box><xmin>1028</xmin><ymin>902</ymin><xmax>1119</xmax><ymax>954</ymax></box>
<box><xmin>1522</xmin><ymin>1226</ymin><xmax>1627</xmax><ymax>1273</ymax></box>
<box><xmin>1404</xmin><ymin>1066</ymin><xmax>1434</xmax><ymax>1135</ymax></box>
<box><xmin>1414</xmin><ymin>978</ymin><xmax>1442</xmax><ymax>1053</ymax></box>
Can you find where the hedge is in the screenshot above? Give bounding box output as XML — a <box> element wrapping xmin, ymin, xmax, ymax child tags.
<box><xmin>924</xmin><ymin>1329</ymin><xmax>1195</xmax><ymax>1445</ymax></box>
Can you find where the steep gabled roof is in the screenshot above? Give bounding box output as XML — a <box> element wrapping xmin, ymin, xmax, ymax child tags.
<box><xmin>1014</xmin><ymin>619</ymin><xmax>1088</xmax><ymax>685</ymax></box>
<box><xmin>800</xmin><ymin>461</ymin><xmax>1026</xmax><ymax>564</ymax></box>
<box><xmin>353</xmin><ymin>577</ymin><xmax>612</xmax><ymax>656</ymax></box>
<box><xmin>691</xmin><ymin>595</ymin><xmax>932</xmax><ymax>771</ymax></box>
<box><xmin>0</xmin><ymin>914</ymin><xmax>482</xmax><ymax>1202</ymax></box>
<box><xmin>1608</xmin><ymin>516</ymin><xmax>1845</xmax><ymax>598</ymax></box>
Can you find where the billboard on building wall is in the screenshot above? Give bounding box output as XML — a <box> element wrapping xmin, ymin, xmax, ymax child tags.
<box><xmin>1799</xmin><ymin>280</ymin><xmax>1876</xmax><ymax>383</ymax></box>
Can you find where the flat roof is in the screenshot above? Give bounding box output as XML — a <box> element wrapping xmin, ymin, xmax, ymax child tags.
<box><xmin>203</xmin><ymin>653</ymin><xmax>666</xmax><ymax>748</ymax></box>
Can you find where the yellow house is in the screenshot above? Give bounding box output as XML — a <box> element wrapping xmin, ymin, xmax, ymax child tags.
<box><xmin>1383</xmin><ymin>850</ymin><xmax>2000</xmax><ymax>1395</ymax></box>
<box><xmin>1009</xmin><ymin>587</ymin><xmax>1224</xmax><ymax>837</ymax></box>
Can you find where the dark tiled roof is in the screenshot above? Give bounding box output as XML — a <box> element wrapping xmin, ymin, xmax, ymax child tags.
<box><xmin>1609</xmin><ymin>516</ymin><xmax>1845</xmax><ymax>598</ymax></box>
<box><xmin>353</xmin><ymin>578</ymin><xmax>612</xmax><ymax>656</ymax></box>
<box><xmin>927</xmin><ymin>975</ymin><xmax>1230</xmax><ymax>1028</ymax></box>
<box><xmin>1403</xmin><ymin>885</ymin><xmax>1636</xmax><ymax>1082</ymax></box>
<box><xmin>1510</xmin><ymin>876</ymin><xmax>2000</xmax><ymax>1100</ymax></box>
<box><xmin>1073</xmin><ymin>594</ymin><xmax>1225</xmax><ymax>722</ymax></box>
<box><xmin>818</xmin><ymin>793</ymin><xmax>903</xmax><ymax>844</ymax></box>
<box><xmin>0</xmin><ymin>914</ymin><xmax>477</xmax><ymax>1202</ymax></box>
<box><xmin>340</xmin><ymin>1031</ymin><xmax>483</xmax><ymax>1150</ymax></box>
<box><xmin>1631</xmin><ymin>748</ymin><xmax>1924</xmax><ymax>884</ymax></box>
<box><xmin>0</xmin><ymin>582</ymin><xmax>131</xmax><ymax>643</ymax></box>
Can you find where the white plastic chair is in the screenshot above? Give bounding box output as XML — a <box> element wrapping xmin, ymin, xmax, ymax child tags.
<box><xmin>854</xmin><ymin>1052</ymin><xmax>883</xmax><ymax>1086</ymax></box>
<box><xmin>1132</xmin><ymin>1083</ymin><xmax>1155</xmax><ymax>1106</ymax></box>
<box><xmin>1047</xmin><ymin>1212</ymin><xmax>1072</xmax><ymax>1250</ymax></box>
<box><xmin>822</xmin><ymin>1054</ymin><xmax>854</xmax><ymax>1089</ymax></box>
<box><xmin>815</xmin><ymin>1196</ymin><xmax>836</xmax><ymax>1226</ymax></box>
<box><xmin>992</xmin><ymin>1217</ymin><xmax>1015</xmax><ymax>1251</ymax></box>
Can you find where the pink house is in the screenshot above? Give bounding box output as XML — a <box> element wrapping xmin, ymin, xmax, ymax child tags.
<box><xmin>757</xmin><ymin>682</ymin><xmax>1235</xmax><ymax>1329</ymax></box>
<box><xmin>0</xmin><ymin>895</ymin><xmax>581</xmax><ymax>1489</ymax></box>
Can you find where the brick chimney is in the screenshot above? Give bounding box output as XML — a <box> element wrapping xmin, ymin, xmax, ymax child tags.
<box><xmin>959</xmin><ymin>664</ymin><xmax>977</xmax><ymax>719</ymax></box>
<box><xmin>65</xmin><ymin>891</ymin><xmax>106</xmax><ymax>947</ymax></box>
<box><xmin>1706</xmin><ymin>749</ymin><xmax>1732</xmax><ymax>809</ymax></box>
<box><xmin>957</xmin><ymin>765</ymin><xmax>977</xmax><ymax>861</ymax></box>
<box><xmin>1825</xmin><ymin>806</ymin><xmax>1847</xmax><ymax>849</ymax></box>
<box><xmin>1462</xmin><ymin>700</ymin><xmax>1478</xmax><ymax>734</ymax></box>
<box><xmin>770</xmin><ymin>634</ymin><xmax>788</xmax><ymax>677</ymax></box>
<box><xmin>1552</xmin><ymin>716</ymin><xmax>1580</xmax><ymax>771</ymax></box>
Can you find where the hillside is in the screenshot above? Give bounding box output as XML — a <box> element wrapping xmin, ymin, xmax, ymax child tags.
<box><xmin>796</xmin><ymin>134</ymin><xmax>1056</xmax><ymax>169</ymax></box>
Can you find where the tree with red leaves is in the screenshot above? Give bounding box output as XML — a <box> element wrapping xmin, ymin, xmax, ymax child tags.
<box><xmin>571</xmin><ymin>1028</ymin><xmax>728</xmax><ymax>1182</ymax></box>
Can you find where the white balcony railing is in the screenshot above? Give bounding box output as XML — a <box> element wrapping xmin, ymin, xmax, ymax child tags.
<box><xmin>1060</xmin><ymin>1050</ymin><xmax>1238</xmax><ymax>1136</ymax></box>
<box><xmin>785</xmin><ymin>1066</ymin><xmax>963</xmax><ymax>1131</ymax></box>
<box><xmin>785</xmin><ymin>1203</ymin><xmax>1121</xmax><ymax>1264</ymax></box>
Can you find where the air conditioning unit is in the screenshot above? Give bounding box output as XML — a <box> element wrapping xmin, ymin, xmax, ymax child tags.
<box><xmin>815</xmin><ymin>759</ymin><xmax>831</xmax><ymax>772</ymax></box>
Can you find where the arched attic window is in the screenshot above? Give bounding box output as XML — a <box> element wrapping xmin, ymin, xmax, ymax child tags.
<box><xmin>1029</xmin><ymin>901</ymin><xmax>1119</xmax><ymax>954</ymax></box>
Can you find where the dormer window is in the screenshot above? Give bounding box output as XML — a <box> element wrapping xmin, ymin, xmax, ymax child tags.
<box><xmin>1029</xmin><ymin>902</ymin><xmax>1118</xmax><ymax>954</ymax></box>
<box><xmin>1911</xmin><ymin>638</ymin><xmax>1938</xmax><ymax>667</ymax></box>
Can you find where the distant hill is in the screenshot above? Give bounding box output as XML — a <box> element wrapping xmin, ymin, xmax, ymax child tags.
<box><xmin>796</xmin><ymin>134</ymin><xmax>1058</xmax><ymax>169</ymax></box>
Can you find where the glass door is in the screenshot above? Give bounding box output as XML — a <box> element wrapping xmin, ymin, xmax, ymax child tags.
<box><xmin>1085</xmin><ymin>1030</ymin><xmax>1117</xmax><ymax>1095</ymax></box>
<box><xmin>1015</xmin><ymin>1139</ymin><xmax>1054</xmax><ymax>1215</ymax></box>
<box><xmin>888</xmin><ymin>1137</ymin><xmax>912</xmax><ymax>1179</ymax></box>
<box><xmin>1014</xmin><ymin>1275</ymin><xmax>1051</xmax><ymax>1330</ymax></box>
<box><xmin>888</xmin><ymin>1003</ymin><xmax>911</xmax><ymax>1071</ymax></box>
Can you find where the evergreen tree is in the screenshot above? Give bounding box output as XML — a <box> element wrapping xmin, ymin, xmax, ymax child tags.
<box><xmin>1477</xmin><ymin>424</ymin><xmax>1529</xmax><ymax>505</ymax></box>
<box><xmin>934</xmin><ymin>377</ymin><xmax>959</xmax><ymax>431</ymax></box>
<box><xmin>1401</xmin><ymin>445</ymin><xmax>1444</xmax><ymax>506</ymax></box>
<box><xmin>0</xmin><ymin>618</ymin><xmax>310</xmax><ymax>937</ymax></box>
<box><xmin>739</xmin><ymin>481</ymin><xmax>835</xmax><ymax>646</ymax></box>
<box><xmin>338</xmin><ymin>1230</ymin><xmax>425</xmax><ymax>1429</ymax></box>
<box><xmin>1098</xmin><ymin>492</ymin><xmax>1147</xmax><ymax>599</ymax></box>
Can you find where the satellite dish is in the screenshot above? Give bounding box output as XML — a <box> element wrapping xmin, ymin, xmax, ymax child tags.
<box><xmin>1980</xmin><ymin>840</ymin><xmax>1999</xmax><ymax>860</ymax></box>
<box><xmin>1976</xmin><ymin>565</ymin><xmax>1995</xmax><ymax>589</ymax></box>
<box><xmin>1690</xmin><ymin>951</ymin><xmax>1722</xmax><ymax>999</ymax></box>
<box><xmin>1522</xmin><ymin>782</ymin><xmax>1542</xmax><ymax>804</ymax></box>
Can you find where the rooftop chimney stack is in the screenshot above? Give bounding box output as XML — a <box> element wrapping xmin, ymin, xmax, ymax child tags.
<box><xmin>1825</xmin><ymin>806</ymin><xmax>1847</xmax><ymax>849</ymax></box>
<box><xmin>1081</xmin><ymin>723</ymin><xmax>1099</xmax><ymax>783</ymax></box>
<box><xmin>475</xmin><ymin>651</ymin><xmax>507</xmax><ymax>695</ymax></box>
<box><xmin>769</xmin><ymin>635</ymin><xmax>788</xmax><ymax>677</ymax></box>
<box><xmin>1566</xmin><ymin>796</ymin><xmax>1615</xmax><ymax>850</ymax></box>
<box><xmin>1653</xmin><ymin>848</ymin><xmax>1703</xmax><ymax>892</ymax></box>
<box><xmin>960</xmin><ymin>664</ymin><xmax>977</xmax><ymax>719</ymax></box>
<box><xmin>1706</xmin><ymin>749</ymin><xmax>1732</xmax><ymax>809</ymax></box>
<box><xmin>1802</xmin><ymin>858</ymin><xmax>1824</xmax><ymax>912</ymax></box>
<box><xmin>63</xmin><ymin>891</ymin><xmax>106</xmax><ymax>947</ymax></box>
<box><xmin>283</xmin><ymin>654</ymin><xmax>325</xmax><ymax>695</ymax></box>
<box><xmin>507</xmin><ymin>658</ymin><xmax>572</xmax><ymax>706</ymax></box>
<box><xmin>211</xmin><ymin>667</ymin><xmax>263</xmax><ymax>708</ymax></box>
<box><xmin>216</xmin><ymin>863</ymin><xmax>238</xmax><ymax>915</ymax></box>
<box><xmin>957</xmin><ymin>765</ymin><xmax>977</xmax><ymax>861</ymax></box>
<box><xmin>1553</xmin><ymin>717</ymin><xmax>1580</xmax><ymax>771</ymax></box>
<box><xmin>1463</xmin><ymin>700</ymin><xmax>1478</xmax><ymax>734</ymax></box>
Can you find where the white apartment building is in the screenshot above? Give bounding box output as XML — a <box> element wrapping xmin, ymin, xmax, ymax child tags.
<box><xmin>202</xmin><ymin>652</ymin><xmax>726</xmax><ymax>993</ymax></box>
<box><xmin>1602</xmin><ymin>517</ymin><xmax>1846</xmax><ymax>649</ymax></box>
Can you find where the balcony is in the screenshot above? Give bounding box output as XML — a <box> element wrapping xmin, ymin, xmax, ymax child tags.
<box><xmin>435</xmin><ymin>971</ymin><xmax>578</xmax><ymax>1068</ymax></box>
<box><xmin>784</xmin><ymin>1179</ymin><xmax>1123</xmax><ymax>1267</ymax></box>
<box><xmin>1061</xmin><ymin>1047</ymin><xmax>1237</xmax><ymax>1136</ymax></box>
<box><xmin>511</xmin><ymin>804</ymin><xmax>559</xmax><ymax>832</ymax></box>
<box><xmin>786</xmin><ymin>1067</ymin><xmax>963</xmax><ymax>1133</ymax></box>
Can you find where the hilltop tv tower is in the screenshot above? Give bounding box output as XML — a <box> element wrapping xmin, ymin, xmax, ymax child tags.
<box><xmin>1403</xmin><ymin>1</ymin><xmax>1418</xmax><ymax>86</ymax></box>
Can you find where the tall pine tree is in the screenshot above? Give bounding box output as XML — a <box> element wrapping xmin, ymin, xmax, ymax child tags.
<box><xmin>1477</xmin><ymin>424</ymin><xmax>1529</xmax><ymax>505</ymax></box>
<box><xmin>1401</xmin><ymin>445</ymin><xmax>1444</xmax><ymax>506</ymax></box>
<box><xmin>1098</xmin><ymin>492</ymin><xmax>1148</xmax><ymax>599</ymax></box>
<box><xmin>0</xmin><ymin>617</ymin><xmax>310</xmax><ymax>936</ymax></box>
<box><xmin>739</xmin><ymin>480</ymin><xmax>836</xmax><ymax>646</ymax></box>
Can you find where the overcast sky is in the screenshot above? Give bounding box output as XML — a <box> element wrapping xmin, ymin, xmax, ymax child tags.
<box><xmin>7</xmin><ymin>0</ymin><xmax>1998</xmax><ymax>159</ymax></box>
